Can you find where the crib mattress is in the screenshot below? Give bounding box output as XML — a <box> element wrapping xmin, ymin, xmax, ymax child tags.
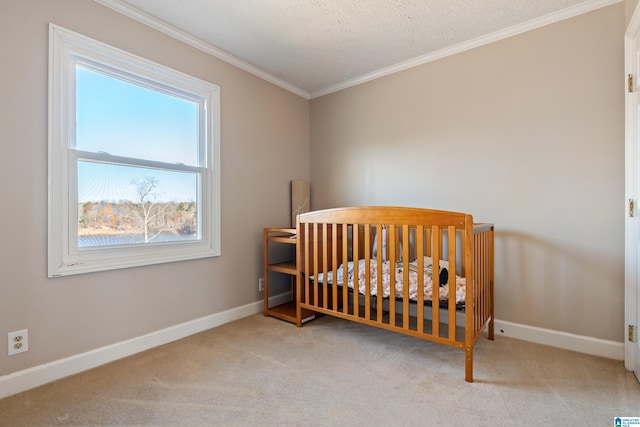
<box><xmin>313</xmin><ymin>256</ymin><xmax>466</xmax><ymax>306</ymax></box>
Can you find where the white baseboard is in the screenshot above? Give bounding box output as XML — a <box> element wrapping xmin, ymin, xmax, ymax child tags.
<box><xmin>0</xmin><ymin>297</ymin><xmax>273</xmax><ymax>400</ymax></box>
<box><xmin>493</xmin><ymin>319</ymin><xmax>624</xmax><ymax>361</ymax></box>
<box><xmin>0</xmin><ymin>298</ymin><xmax>623</xmax><ymax>399</ymax></box>
<box><xmin>401</xmin><ymin>303</ymin><xmax>623</xmax><ymax>361</ymax></box>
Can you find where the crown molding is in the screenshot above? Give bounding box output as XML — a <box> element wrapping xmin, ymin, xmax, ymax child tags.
<box><xmin>94</xmin><ymin>0</ymin><xmax>311</xmax><ymax>99</ymax></box>
<box><xmin>310</xmin><ymin>0</ymin><xmax>623</xmax><ymax>98</ymax></box>
<box><xmin>95</xmin><ymin>0</ymin><xmax>620</xmax><ymax>100</ymax></box>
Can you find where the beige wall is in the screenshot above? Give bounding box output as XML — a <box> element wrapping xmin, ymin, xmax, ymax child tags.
<box><xmin>0</xmin><ymin>1</ymin><xmax>309</xmax><ymax>376</ymax></box>
<box><xmin>628</xmin><ymin>0</ymin><xmax>639</xmax><ymax>25</ymax></box>
<box><xmin>310</xmin><ymin>4</ymin><xmax>625</xmax><ymax>341</ymax></box>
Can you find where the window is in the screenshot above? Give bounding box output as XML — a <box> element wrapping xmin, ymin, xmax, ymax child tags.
<box><xmin>48</xmin><ymin>24</ymin><xmax>220</xmax><ymax>277</ymax></box>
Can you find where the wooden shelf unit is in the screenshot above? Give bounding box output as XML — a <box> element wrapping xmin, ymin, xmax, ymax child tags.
<box><xmin>263</xmin><ymin>227</ymin><xmax>316</xmax><ymax>324</ymax></box>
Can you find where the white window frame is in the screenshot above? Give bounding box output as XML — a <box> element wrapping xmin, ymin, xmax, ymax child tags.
<box><xmin>48</xmin><ymin>24</ymin><xmax>220</xmax><ymax>277</ymax></box>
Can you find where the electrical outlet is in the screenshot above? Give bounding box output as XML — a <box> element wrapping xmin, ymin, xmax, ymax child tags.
<box><xmin>8</xmin><ymin>329</ymin><xmax>28</xmax><ymax>356</ymax></box>
<box><xmin>258</xmin><ymin>277</ymin><xmax>264</xmax><ymax>292</ymax></box>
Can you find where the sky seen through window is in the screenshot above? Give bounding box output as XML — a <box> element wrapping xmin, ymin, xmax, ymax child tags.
<box><xmin>76</xmin><ymin>66</ymin><xmax>198</xmax><ymax>203</ymax></box>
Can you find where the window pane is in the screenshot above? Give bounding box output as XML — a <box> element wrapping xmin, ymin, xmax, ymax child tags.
<box><xmin>76</xmin><ymin>66</ymin><xmax>199</xmax><ymax>166</ymax></box>
<box><xmin>77</xmin><ymin>161</ymin><xmax>198</xmax><ymax>248</ymax></box>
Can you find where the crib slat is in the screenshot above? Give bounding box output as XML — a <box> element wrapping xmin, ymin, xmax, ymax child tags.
<box><xmin>364</xmin><ymin>224</ymin><xmax>371</xmax><ymax>320</ymax></box>
<box><xmin>477</xmin><ymin>233</ymin><xmax>484</xmax><ymax>332</ymax></box>
<box><xmin>331</xmin><ymin>224</ymin><xmax>338</xmax><ymax>311</ymax></box>
<box><xmin>321</xmin><ymin>223</ymin><xmax>328</xmax><ymax>310</ymax></box>
<box><xmin>388</xmin><ymin>225</ymin><xmax>396</xmax><ymax>326</ymax></box>
<box><xmin>342</xmin><ymin>224</ymin><xmax>349</xmax><ymax>314</ymax></box>
<box><xmin>303</xmin><ymin>222</ymin><xmax>310</xmax><ymax>306</ymax></box>
<box><xmin>431</xmin><ymin>225</ymin><xmax>440</xmax><ymax>337</ymax></box>
<box><xmin>376</xmin><ymin>224</ymin><xmax>383</xmax><ymax>322</ymax></box>
<box><xmin>416</xmin><ymin>226</ymin><xmax>424</xmax><ymax>333</ymax></box>
<box><xmin>478</xmin><ymin>231</ymin><xmax>486</xmax><ymax>332</ymax></box>
<box><xmin>473</xmin><ymin>236</ymin><xmax>478</xmax><ymax>332</ymax></box>
<box><xmin>448</xmin><ymin>226</ymin><xmax>457</xmax><ymax>339</ymax></box>
<box><xmin>313</xmin><ymin>224</ymin><xmax>319</xmax><ymax>308</ymax></box>
<box><xmin>402</xmin><ymin>225</ymin><xmax>410</xmax><ymax>329</ymax></box>
<box><xmin>473</xmin><ymin>234</ymin><xmax>478</xmax><ymax>332</ymax></box>
<box><xmin>353</xmin><ymin>225</ymin><xmax>359</xmax><ymax>318</ymax></box>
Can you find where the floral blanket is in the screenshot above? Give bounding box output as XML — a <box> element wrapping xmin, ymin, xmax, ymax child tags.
<box><xmin>314</xmin><ymin>257</ymin><xmax>466</xmax><ymax>304</ymax></box>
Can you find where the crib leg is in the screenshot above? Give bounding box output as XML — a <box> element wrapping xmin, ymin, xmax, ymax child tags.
<box><xmin>465</xmin><ymin>346</ymin><xmax>473</xmax><ymax>382</ymax></box>
<box><xmin>488</xmin><ymin>316</ymin><xmax>495</xmax><ymax>341</ymax></box>
<box><xmin>295</xmin><ymin>277</ymin><xmax>303</xmax><ymax>327</ymax></box>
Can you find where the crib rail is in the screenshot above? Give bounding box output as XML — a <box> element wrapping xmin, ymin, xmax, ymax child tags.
<box><xmin>295</xmin><ymin>206</ymin><xmax>494</xmax><ymax>382</ymax></box>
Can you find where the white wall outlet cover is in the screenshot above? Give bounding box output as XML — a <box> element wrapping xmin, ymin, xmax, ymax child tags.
<box><xmin>8</xmin><ymin>329</ymin><xmax>28</xmax><ymax>356</ymax></box>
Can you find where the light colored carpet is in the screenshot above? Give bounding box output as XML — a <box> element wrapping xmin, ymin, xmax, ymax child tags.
<box><xmin>1</xmin><ymin>313</ymin><xmax>639</xmax><ymax>426</ymax></box>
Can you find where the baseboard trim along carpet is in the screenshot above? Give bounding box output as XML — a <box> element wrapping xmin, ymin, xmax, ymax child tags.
<box><xmin>493</xmin><ymin>319</ymin><xmax>624</xmax><ymax>361</ymax></box>
<box><xmin>0</xmin><ymin>293</ymin><xmax>624</xmax><ymax>399</ymax></box>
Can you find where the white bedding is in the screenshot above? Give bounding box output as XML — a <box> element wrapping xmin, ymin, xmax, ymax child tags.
<box><xmin>314</xmin><ymin>257</ymin><xmax>466</xmax><ymax>304</ymax></box>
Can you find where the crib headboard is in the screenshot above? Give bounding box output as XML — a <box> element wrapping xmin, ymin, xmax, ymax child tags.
<box><xmin>296</xmin><ymin>206</ymin><xmax>474</xmax><ymax>277</ymax></box>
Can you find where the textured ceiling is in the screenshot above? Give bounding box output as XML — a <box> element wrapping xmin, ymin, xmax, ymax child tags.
<box><xmin>100</xmin><ymin>0</ymin><xmax>616</xmax><ymax>97</ymax></box>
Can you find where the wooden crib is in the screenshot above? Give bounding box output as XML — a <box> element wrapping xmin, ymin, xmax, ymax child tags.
<box><xmin>295</xmin><ymin>206</ymin><xmax>494</xmax><ymax>382</ymax></box>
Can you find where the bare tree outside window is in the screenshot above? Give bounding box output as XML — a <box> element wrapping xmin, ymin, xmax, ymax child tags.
<box><xmin>129</xmin><ymin>176</ymin><xmax>170</xmax><ymax>243</ymax></box>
